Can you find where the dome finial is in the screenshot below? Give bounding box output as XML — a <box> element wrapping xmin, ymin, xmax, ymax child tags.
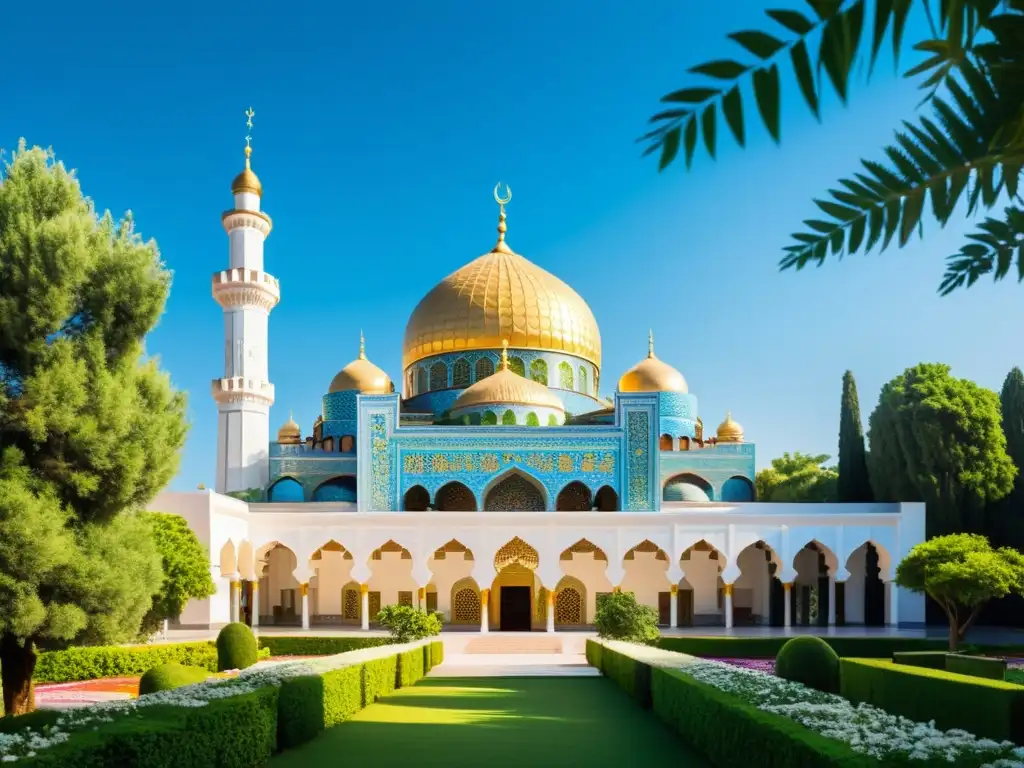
<box><xmin>648</xmin><ymin>329</ymin><xmax>655</xmax><ymax>359</ymax></box>
<box><xmin>500</xmin><ymin>338</ymin><xmax>510</xmax><ymax>370</ymax></box>
<box><xmin>359</xmin><ymin>329</ymin><xmax>366</xmax><ymax>360</ymax></box>
<box><xmin>244</xmin><ymin>106</ymin><xmax>255</xmax><ymax>169</ymax></box>
<box><xmin>492</xmin><ymin>182</ymin><xmax>512</xmax><ymax>253</ymax></box>
<box><xmin>231</xmin><ymin>106</ymin><xmax>263</xmax><ymax>196</ymax></box>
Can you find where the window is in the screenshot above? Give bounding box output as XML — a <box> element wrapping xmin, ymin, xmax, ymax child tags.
<box><xmin>529</xmin><ymin>358</ymin><xmax>548</xmax><ymax>384</ymax></box>
<box><xmin>508</xmin><ymin>356</ymin><xmax>525</xmax><ymax>377</ymax></box>
<box><xmin>429</xmin><ymin>362</ymin><xmax>448</xmax><ymax>391</ymax></box>
<box><xmin>398</xmin><ymin>591</ymin><xmax>413</xmax><ymax>606</ymax></box>
<box><xmin>475</xmin><ymin>357</ymin><xmax>495</xmax><ymax>381</ymax></box>
<box><xmin>558</xmin><ymin>361</ymin><xmax>574</xmax><ymax>389</ymax></box>
<box><xmin>452</xmin><ymin>358</ymin><xmax>471</xmax><ymax>388</ymax></box>
<box><xmin>578</xmin><ymin>366</ymin><xmax>588</xmax><ymax>394</ymax></box>
<box><xmin>416</xmin><ymin>368</ymin><xmax>427</xmax><ymax>394</ymax></box>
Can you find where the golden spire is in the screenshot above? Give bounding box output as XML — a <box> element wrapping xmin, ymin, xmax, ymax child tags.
<box><xmin>231</xmin><ymin>106</ymin><xmax>263</xmax><ymax>196</ymax></box>
<box><xmin>359</xmin><ymin>330</ymin><xmax>366</xmax><ymax>360</ymax></box>
<box><xmin>648</xmin><ymin>329</ymin><xmax>655</xmax><ymax>359</ymax></box>
<box><xmin>500</xmin><ymin>338</ymin><xmax>510</xmax><ymax>370</ymax></box>
<box><xmin>244</xmin><ymin>106</ymin><xmax>255</xmax><ymax>169</ymax></box>
<box><xmin>492</xmin><ymin>182</ymin><xmax>512</xmax><ymax>253</ymax></box>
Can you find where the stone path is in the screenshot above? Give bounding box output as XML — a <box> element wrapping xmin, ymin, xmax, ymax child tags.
<box><xmin>429</xmin><ymin>652</ymin><xmax>598</xmax><ymax>677</ymax></box>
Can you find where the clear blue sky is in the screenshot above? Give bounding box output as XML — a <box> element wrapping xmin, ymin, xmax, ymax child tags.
<box><xmin>3</xmin><ymin>1</ymin><xmax>1019</xmax><ymax>491</ymax></box>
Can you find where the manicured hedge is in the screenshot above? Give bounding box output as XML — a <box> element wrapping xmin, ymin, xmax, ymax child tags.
<box><xmin>840</xmin><ymin>658</ymin><xmax>1024</xmax><ymax>744</ymax></box>
<box><xmin>657</xmin><ymin>636</ymin><xmax>951</xmax><ymax>659</ymax></box>
<box><xmin>591</xmin><ymin>641</ymin><xmax>873</xmax><ymax>768</ymax></box>
<box><xmin>34</xmin><ymin>642</ymin><xmax>219</xmax><ymax>683</ymax></box>
<box><xmin>257</xmin><ymin>635</ymin><xmax>392</xmax><ymax>657</ymax></box>
<box><xmin>891</xmin><ymin>650</ymin><xmax>948</xmax><ymax>669</ymax></box>
<box><xmin>944</xmin><ymin>654</ymin><xmax>1007</xmax><ymax>681</ymax></box>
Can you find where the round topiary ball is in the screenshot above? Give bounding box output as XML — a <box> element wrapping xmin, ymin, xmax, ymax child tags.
<box><xmin>774</xmin><ymin>636</ymin><xmax>840</xmax><ymax>693</ymax></box>
<box><xmin>139</xmin><ymin>663</ymin><xmax>211</xmax><ymax>695</ymax></box>
<box><xmin>216</xmin><ymin>621</ymin><xmax>258</xmax><ymax>671</ymax></box>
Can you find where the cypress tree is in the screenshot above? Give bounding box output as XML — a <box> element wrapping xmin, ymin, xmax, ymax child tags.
<box><xmin>995</xmin><ymin>368</ymin><xmax>1024</xmax><ymax>548</ymax></box>
<box><xmin>837</xmin><ymin>370</ymin><xmax>874</xmax><ymax>502</ymax></box>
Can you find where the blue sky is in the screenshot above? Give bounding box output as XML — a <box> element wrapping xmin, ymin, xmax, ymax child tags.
<box><xmin>3</xmin><ymin>1</ymin><xmax>1019</xmax><ymax>490</ymax></box>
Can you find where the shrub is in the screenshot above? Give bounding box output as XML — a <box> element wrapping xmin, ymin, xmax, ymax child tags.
<box><xmin>774</xmin><ymin>637</ymin><xmax>840</xmax><ymax>694</ymax></box>
<box><xmin>34</xmin><ymin>642</ymin><xmax>219</xmax><ymax>684</ymax></box>
<box><xmin>944</xmin><ymin>654</ymin><xmax>1007</xmax><ymax>680</ymax></box>
<box><xmin>891</xmin><ymin>650</ymin><xmax>948</xmax><ymax>669</ymax></box>
<box><xmin>375</xmin><ymin>604</ymin><xmax>442</xmax><ymax>642</ymax></box>
<box><xmin>594</xmin><ymin>591</ymin><xmax>659</xmax><ymax>644</ymax></box>
<box><xmin>216</xmin><ymin>622</ymin><xmax>258</xmax><ymax>671</ymax></box>
<box><xmin>138</xmin><ymin>663</ymin><xmax>212</xmax><ymax>695</ymax></box>
<box><xmin>257</xmin><ymin>636</ymin><xmax>391</xmax><ymax>657</ymax></box>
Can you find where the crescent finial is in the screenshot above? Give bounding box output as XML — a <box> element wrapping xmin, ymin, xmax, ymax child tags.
<box><xmin>493</xmin><ymin>182</ymin><xmax>512</xmax><ymax>205</ymax></box>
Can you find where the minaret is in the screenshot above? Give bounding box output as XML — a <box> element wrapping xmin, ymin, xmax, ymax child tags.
<box><xmin>211</xmin><ymin>107</ymin><xmax>280</xmax><ymax>494</ymax></box>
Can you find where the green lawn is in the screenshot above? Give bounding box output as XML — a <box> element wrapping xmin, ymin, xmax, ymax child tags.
<box><xmin>270</xmin><ymin>676</ymin><xmax>710</xmax><ymax>767</ymax></box>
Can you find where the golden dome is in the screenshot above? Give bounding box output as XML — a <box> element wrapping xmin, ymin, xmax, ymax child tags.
<box><xmin>716</xmin><ymin>412</ymin><xmax>744</xmax><ymax>442</ymax></box>
<box><xmin>617</xmin><ymin>331</ymin><xmax>688</xmax><ymax>393</ymax></box>
<box><xmin>231</xmin><ymin>149</ymin><xmax>263</xmax><ymax>197</ymax></box>
<box><xmin>452</xmin><ymin>341</ymin><xmax>564</xmax><ymax>412</ymax></box>
<box><xmin>402</xmin><ymin>193</ymin><xmax>601</xmax><ymax>370</ymax></box>
<box><xmin>277</xmin><ymin>413</ymin><xmax>302</xmax><ymax>444</ymax></box>
<box><xmin>328</xmin><ymin>334</ymin><xmax>394</xmax><ymax>394</ymax></box>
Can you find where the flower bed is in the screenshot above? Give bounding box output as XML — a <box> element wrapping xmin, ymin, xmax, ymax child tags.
<box><xmin>591</xmin><ymin>640</ymin><xmax>1024</xmax><ymax>767</ymax></box>
<box><xmin>656</xmin><ymin>635</ymin><xmax>1024</xmax><ymax>660</ymax></box>
<box><xmin>1</xmin><ymin>640</ymin><xmax>442</xmax><ymax>765</ymax></box>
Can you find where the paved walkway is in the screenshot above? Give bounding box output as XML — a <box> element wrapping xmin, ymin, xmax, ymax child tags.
<box><xmin>268</xmin><ymin>676</ymin><xmax>708</xmax><ymax>767</ymax></box>
<box><xmin>429</xmin><ymin>653</ymin><xmax>597</xmax><ymax>678</ymax></box>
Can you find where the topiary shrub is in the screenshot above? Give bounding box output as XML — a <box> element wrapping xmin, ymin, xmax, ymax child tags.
<box><xmin>376</xmin><ymin>604</ymin><xmax>443</xmax><ymax>642</ymax></box>
<box><xmin>594</xmin><ymin>591</ymin><xmax>660</xmax><ymax>645</ymax></box>
<box><xmin>775</xmin><ymin>636</ymin><xmax>840</xmax><ymax>693</ymax></box>
<box><xmin>216</xmin><ymin>621</ymin><xmax>258</xmax><ymax>671</ymax></box>
<box><xmin>138</xmin><ymin>662</ymin><xmax>211</xmax><ymax>695</ymax></box>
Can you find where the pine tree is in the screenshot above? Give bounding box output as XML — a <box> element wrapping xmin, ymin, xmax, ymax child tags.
<box><xmin>837</xmin><ymin>371</ymin><xmax>874</xmax><ymax>502</ymax></box>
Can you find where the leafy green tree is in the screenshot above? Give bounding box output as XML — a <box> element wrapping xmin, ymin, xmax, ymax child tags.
<box><xmin>0</xmin><ymin>144</ymin><xmax>188</xmax><ymax>714</ymax></box>
<box><xmin>755</xmin><ymin>452</ymin><xmax>838</xmax><ymax>501</ymax></box>
<box><xmin>838</xmin><ymin>371</ymin><xmax>874</xmax><ymax>502</ymax></box>
<box><xmin>643</xmin><ymin>1</ymin><xmax>1024</xmax><ymax>294</ymax></box>
<box><xmin>896</xmin><ymin>533</ymin><xmax>1024</xmax><ymax>650</ymax></box>
<box><xmin>594</xmin><ymin>591</ymin><xmax>660</xmax><ymax>644</ymax></box>
<box><xmin>867</xmin><ymin>363</ymin><xmax>1015</xmax><ymax>536</ymax></box>
<box><xmin>375</xmin><ymin>604</ymin><xmax>443</xmax><ymax>642</ymax></box>
<box><xmin>141</xmin><ymin>513</ymin><xmax>216</xmax><ymax>638</ymax></box>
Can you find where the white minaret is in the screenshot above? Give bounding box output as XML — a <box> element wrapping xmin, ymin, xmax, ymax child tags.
<box><xmin>211</xmin><ymin>107</ymin><xmax>280</xmax><ymax>494</ymax></box>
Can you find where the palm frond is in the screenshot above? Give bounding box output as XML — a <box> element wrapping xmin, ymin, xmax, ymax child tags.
<box><xmin>939</xmin><ymin>205</ymin><xmax>1024</xmax><ymax>293</ymax></box>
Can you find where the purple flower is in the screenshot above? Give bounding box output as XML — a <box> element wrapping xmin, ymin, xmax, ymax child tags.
<box><xmin>706</xmin><ymin>657</ymin><xmax>776</xmax><ymax>674</ymax></box>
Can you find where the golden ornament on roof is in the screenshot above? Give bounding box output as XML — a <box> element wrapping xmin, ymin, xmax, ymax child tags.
<box><xmin>402</xmin><ymin>187</ymin><xmax>601</xmax><ymax>370</ymax></box>
<box><xmin>277</xmin><ymin>411</ymin><xmax>302</xmax><ymax>444</ymax></box>
<box><xmin>231</xmin><ymin>107</ymin><xmax>263</xmax><ymax>196</ymax></box>
<box><xmin>716</xmin><ymin>412</ymin><xmax>744</xmax><ymax>442</ymax></box>
<box><xmin>452</xmin><ymin>340</ymin><xmax>565</xmax><ymax>412</ymax></box>
<box><xmin>328</xmin><ymin>333</ymin><xmax>394</xmax><ymax>394</ymax></box>
<box><xmin>617</xmin><ymin>330</ymin><xmax>688</xmax><ymax>393</ymax></box>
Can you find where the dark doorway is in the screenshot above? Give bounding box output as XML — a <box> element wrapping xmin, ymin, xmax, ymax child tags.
<box><xmin>500</xmin><ymin>586</ymin><xmax>532</xmax><ymax>631</ymax></box>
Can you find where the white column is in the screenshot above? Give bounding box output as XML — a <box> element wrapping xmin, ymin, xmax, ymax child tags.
<box><xmin>230</xmin><ymin>579</ymin><xmax>241</xmax><ymax>623</ymax></box>
<box><xmin>827</xmin><ymin>576</ymin><xmax>836</xmax><ymax>626</ymax></box>
<box><xmin>251</xmin><ymin>582</ymin><xmax>260</xmax><ymax>628</ymax></box>
<box><xmin>887</xmin><ymin>581</ymin><xmax>899</xmax><ymax>627</ymax></box>
<box><xmin>360</xmin><ymin>584</ymin><xmax>370</xmax><ymax>631</ymax></box>
<box><xmin>669</xmin><ymin>585</ymin><xmax>679</xmax><ymax>628</ymax></box>
<box><xmin>300</xmin><ymin>583</ymin><xmax>310</xmax><ymax>630</ymax></box>
<box><xmin>783</xmin><ymin>582</ymin><xmax>792</xmax><ymax>627</ymax></box>
<box><xmin>480</xmin><ymin>589</ymin><xmax>490</xmax><ymax>633</ymax></box>
<box><xmin>723</xmin><ymin>583</ymin><xmax>734</xmax><ymax>629</ymax></box>
<box><xmin>546</xmin><ymin>590</ymin><xmax>555</xmax><ymax>633</ymax></box>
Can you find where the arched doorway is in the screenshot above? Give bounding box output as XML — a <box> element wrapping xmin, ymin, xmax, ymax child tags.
<box><xmin>403</xmin><ymin>485</ymin><xmax>429</xmax><ymax>511</ymax></box>
<box><xmin>312</xmin><ymin>476</ymin><xmax>357</xmax><ymax>502</ymax></box>
<box><xmin>493</xmin><ymin>537</ymin><xmax>540</xmax><ymax>631</ymax></box>
<box><xmin>721</xmin><ymin>476</ymin><xmax>754</xmax><ymax>502</ymax></box>
<box><xmin>435</xmin><ymin>481</ymin><xmax>477</xmax><ymax>511</ymax></box>
<box><xmin>594</xmin><ymin>485</ymin><xmax>619</xmax><ymax>511</ymax></box>
<box><xmin>663</xmin><ymin>473</ymin><xmax>713</xmax><ymax>502</ymax></box>
<box><xmin>555</xmin><ymin>576</ymin><xmax>586</xmax><ymax>626</ymax></box>
<box><xmin>450</xmin><ymin>578</ymin><xmax>481</xmax><ymax>625</ymax></box>
<box><xmin>484</xmin><ymin>472</ymin><xmax>546</xmax><ymax>511</ymax></box>
<box><xmin>268</xmin><ymin>477</ymin><xmax>303</xmax><ymax>502</ymax></box>
<box><xmin>556</xmin><ymin>481</ymin><xmax>592</xmax><ymax>511</ymax></box>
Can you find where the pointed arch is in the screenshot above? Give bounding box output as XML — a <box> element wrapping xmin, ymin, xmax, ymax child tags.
<box><xmin>452</xmin><ymin>358</ymin><xmax>471</xmax><ymax>388</ymax></box>
<box><xmin>663</xmin><ymin>473</ymin><xmax>713</xmax><ymax>502</ymax></box>
<box><xmin>311</xmin><ymin>475</ymin><xmax>357</xmax><ymax>502</ymax></box>
<box><xmin>416</xmin><ymin>367</ymin><xmax>428</xmax><ymax>394</ymax></box>
<box><xmin>558</xmin><ymin>361</ymin><xmax>574</xmax><ymax>389</ymax></box>
<box><xmin>529</xmin><ymin>358</ymin><xmax>548</xmax><ymax>384</ymax></box>
<box><xmin>483</xmin><ymin>470</ymin><xmax>547</xmax><ymax>511</ymax></box>
<box><xmin>595</xmin><ymin>485</ymin><xmax>619</xmax><ymax>511</ymax></box>
<box><xmin>434</xmin><ymin>481</ymin><xmax>477</xmax><ymax>511</ymax></box>
<box><xmin>403</xmin><ymin>485</ymin><xmax>430</xmax><ymax>511</ymax></box>
<box><xmin>450</xmin><ymin>577</ymin><xmax>481</xmax><ymax>625</ymax></box>
<box><xmin>494</xmin><ymin>537</ymin><xmax>540</xmax><ymax>571</ymax></box>
<box><xmin>578</xmin><ymin>366</ymin><xmax>588</xmax><ymax>394</ymax></box>
<box><xmin>429</xmin><ymin>361</ymin><xmax>448</xmax><ymax>391</ymax></box>
<box><xmin>721</xmin><ymin>475</ymin><xmax>754</xmax><ymax>502</ymax></box>
<box><xmin>556</xmin><ymin>481</ymin><xmax>592</xmax><ymax>511</ymax></box>
<box><xmin>555</xmin><ymin>575</ymin><xmax>586</xmax><ymax>625</ymax></box>
<box><xmin>475</xmin><ymin>357</ymin><xmax>495</xmax><ymax>381</ymax></box>
<box><xmin>268</xmin><ymin>476</ymin><xmax>304</xmax><ymax>503</ymax></box>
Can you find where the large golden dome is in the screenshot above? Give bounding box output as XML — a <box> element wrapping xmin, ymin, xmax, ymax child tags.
<box><xmin>328</xmin><ymin>335</ymin><xmax>394</xmax><ymax>394</ymax></box>
<box><xmin>617</xmin><ymin>332</ymin><xmax>688</xmax><ymax>393</ymax></box>
<box><xmin>452</xmin><ymin>342</ymin><xmax>565</xmax><ymax>412</ymax></box>
<box><xmin>402</xmin><ymin>194</ymin><xmax>601</xmax><ymax>370</ymax></box>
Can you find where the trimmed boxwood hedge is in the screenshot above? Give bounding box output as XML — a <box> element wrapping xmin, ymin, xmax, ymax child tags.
<box><xmin>590</xmin><ymin>641</ymin><xmax>873</xmax><ymax>768</ymax></box>
<box><xmin>840</xmin><ymin>658</ymin><xmax>1024</xmax><ymax>744</ymax></box>
<box><xmin>257</xmin><ymin>635</ymin><xmax>392</xmax><ymax>657</ymax></box>
<box><xmin>654</xmin><ymin>636</ymin><xmax>1024</xmax><ymax>659</ymax></box>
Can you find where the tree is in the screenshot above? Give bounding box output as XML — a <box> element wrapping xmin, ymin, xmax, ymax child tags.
<box><xmin>755</xmin><ymin>452</ymin><xmax>838</xmax><ymax>501</ymax></box>
<box><xmin>642</xmin><ymin>1</ymin><xmax>1024</xmax><ymax>294</ymax></box>
<box><xmin>838</xmin><ymin>371</ymin><xmax>874</xmax><ymax>502</ymax></box>
<box><xmin>867</xmin><ymin>363</ymin><xmax>1015</xmax><ymax>536</ymax></box>
<box><xmin>0</xmin><ymin>144</ymin><xmax>188</xmax><ymax>714</ymax></box>
<box><xmin>594</xmin><ymin>591</ymin><xmax>660</xmax><ymax>644</ymax></box>
<box><xmin>375</xmin><ymin>604</ymin><xmax>443</xmax><ymax>642</ymax></box>
<box><xmin>141</xmin><ymin>513</ymin><xmax>216</xmax><ymax>638</ymax></box>
<box><xmin>994</xmin><ymin>367</ymin><xmax>1024</xmax><ymax>547</ymax></box>
<box><xmin>896</xmin><ymin>533</ymin><xmax>1024</xmax><ymax>650</ymax></box>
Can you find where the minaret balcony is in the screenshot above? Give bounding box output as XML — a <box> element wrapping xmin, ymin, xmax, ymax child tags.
<box><xmin>211</xmin><ymin>376</ymin><xmax>275</xmax><ymax>406</ymax></box>
<box><xmin>212</xmin><ymin>269</ymin><xmax>281</xmax><ymax>312</ymax></box>
<box><xmin>221</xmin><ymin>208</ymin><xmax>273</xmax><ymax>236</ymax></box>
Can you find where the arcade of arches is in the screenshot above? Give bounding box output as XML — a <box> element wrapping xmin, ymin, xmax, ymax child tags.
<box><xmin>402</xmin><ymin>477</ymin><xmax>620</xmax><ymax>512</ymax></box>
<box><xmin>219</xmin><ymin>536</ymin><xmax>897</xmax><ymax>632</ymax></box>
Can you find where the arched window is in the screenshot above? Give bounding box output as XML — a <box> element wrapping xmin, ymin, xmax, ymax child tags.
<box><xmin>508</xmin><ymin>356</ymin><xmax>526</xmax><ymax>377</ymax></box>
<box><xmin>547</xmin><ymin>413</ymin><xmax>558</xmax><ymax>426</ymax></box>
<box><xmin>475</xmin><ymin>357</ymin><xmax>495</xmax><ymax>381</ymax></box>
<box><xmin>312</xmin><ymin>476</ymin><xmax>357</xmax><ymax>502</ymax></box>
<box><xmin>404</xmin><ymin>485</ymin><xmax>429</xmax><ymax>511</ymax></box>
<box><xmin>268</xmin><ymin>477</ymin><xmax>304</xmax><ymax>503</ymax></box>
<box><xmin>558</xmin><ymin>362</ymin><xmax>574</xmax><ymax>389</ymax></box>
<box><xmin>501</xmin><ymin>409</ymin><xmax>517</xmax><ymax>425</ymax></box>
<box><xmin>481</xmin><ymin>410</ymin><xmax>498</xmax><ymax>425</ymax></box>
<box><xmin>659</xmin><ymin>434</ymin><xmax>674</xmax><ymax>451</ymax></box>
<box><xmin>529</xmin><ymin>359</ymin><xmax>548</xmax><ymax>384</ymax></box>
<box><xmin>525</xmin><ymin>411</ymin><xmax>540</xmax><ymax>426</ymax></box>
<box><xmin>578</xmin><ymin>366</ymin><xmax>588</xmax><ymax>394</ymax></box>
<box><xmin>340</xmin><ymin>435</ymin><xmax>355</xmax><ymax>453</ymax></box>
<box><xmin>416</xmin><ymin>368</ymin><xmax>427</xmax><ymax>394</ymax></box>
<box><xmin>406</xmin><ymin>370</ymin><xmax>415</xmax><ymax>396</ymax></box>
<box><xmin>452</xmin><ymin>358</ymin><xmax>471</xmax><ymax>388</ymax></box>
<box><xmin>429</xmin><ymin>362</ymin><xmax>448</xmax><ymax>391</ymax></box>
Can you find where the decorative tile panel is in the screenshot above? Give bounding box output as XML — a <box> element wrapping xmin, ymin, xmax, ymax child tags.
<box><xmin>369</xmin><ymin>412</ymin><xmax>391</xmax><ymax>511</ymax></box>
<box><xmin>626</xmin><ymin>410</ymin><xmax>651</xmax><ymax>510</ymax></box>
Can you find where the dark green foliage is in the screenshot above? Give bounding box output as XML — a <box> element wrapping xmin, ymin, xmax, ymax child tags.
<box><xmin>361</xmin><ymin>654</ymin><xmax>398</xmax><ymax>705</ymax></box>
<box><xmin>257</xmin><ymin>635</ymin><xmax>391</xmax><ymax>657</ymax></box>
<box><xmin>837</xmin><ymin>371</ymin><xmax>873</xmax><ymax>502</ymax></box>
<box><xmin>481</xmin><ymin>410</ymin><xmax>497</xmax><ymax>425</ymax></box>
<box><xmin>34</xmin><ymin>641</ymin><xmax>219</xmax><ymax>683</ymax></box>
<box><xmin>868</xmin><ymin>364</ymin><xmax>1016</xmax><ymax>537</ymax></box>
<box><xmin>891</xmin><ymin>650</ymin><xmax>949</xmax><ymax>670</ymax></box>
<box><xmin>276</xmin><ymin>665</ymin><xmax>362</xmax><ymax>750</ymax></box>
<box><xmin>642</xmin><ymin>2</ymin><xmax>1024</xmax><ymax>295</ymax></box>
<box><xmin>137</xmin><ymin>663</ymin><xmax>210</xmax><ymax>695</ymax></box>
<box><xmin>141</xmin><ymin>514</ymin><xmax>215</xmax><ymax>637</ymax></box>
<box><xmin>840</xmin><ymin>658</ymin><xmax>1024</xmax><ymax>744</ymax></box>
<box><xmin>755</xmin><ymin>452</ymin><xmax>837</xmax><ymax>502</ymax></box>
<box><xmin>375</xmin><ymin>604</ymin><xmax>442</xmax><ymax>642</ymax></box>
<box><xmin>774</xmin><ymin>636</ymin><xmax>840</xmax><ymax>693</ymax></box>
<box><xmin>992</xmin><ymin>368</ymin><xmax>1024</xmax><ymax>549</ymax></box>
<box><xmin>216</xmin><ymin>623</ymin><xmax>258</xmax><ymax>671</ymax></box>
<box><xmin>654</xmin><ymin>635</ymin><xmax>1024</xmax><ymax>659</ymax></box>
<box><xmin>944</xmin><ymin>653</ymin><xmax>1008</xmax><ymax>680</ymax></box>
<box><xmin>501</xmin><ymin>409</ymin><xmax>517</xmax><ymax>425</ymax></box>
<box><xmin>594</xmin><ymin>591</ymin><xmax>660</xmax><ymax>644</ymax></box>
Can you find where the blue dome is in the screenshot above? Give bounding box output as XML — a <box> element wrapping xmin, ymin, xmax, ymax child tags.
<box><xmin>663</xmin><ymin>479</ymin><xmax>711</xmax><ymax>502</ymax></box>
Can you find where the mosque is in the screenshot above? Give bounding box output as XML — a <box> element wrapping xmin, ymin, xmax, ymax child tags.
<box><xmin>152</xmin><ymin>117</ymin><xmax>926</xmax><ymax>634</ymax></box>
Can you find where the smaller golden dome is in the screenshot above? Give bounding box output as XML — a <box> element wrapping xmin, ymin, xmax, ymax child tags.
<box><xmin>617</xmin><ymin>331</ymin><xmax>688</xmax><ymax>393</ymax></box>
<box><xmin>231</xmin><ymin>146</ymin><xmax>263</xmax><ymax>196</ymax></box>
<box><xmin>452</xmin><ymin>340</ymin><xmax>564</xmax><ymax>413</ymax></box>
<box><xmin>716</xmin><ymin>412</ymin><xmax>744</xmax><ymax>442</ymax></box>
<box><xmin>328</xmin><ymin>333</ymin><xmax>394</xmax><ymax>394</ymax></box>
<box><xmin>277</xmin><ymin>412</ymin><xmax>302</xmax><ymax>444</ymax></box>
